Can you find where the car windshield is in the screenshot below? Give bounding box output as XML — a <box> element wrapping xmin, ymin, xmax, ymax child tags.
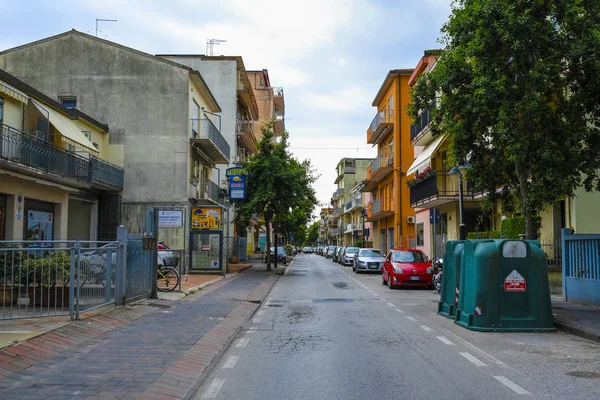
<box><xmin>345</xmin><ymin>248</ymin><xmax>359</xmax><ymax>254</ymax></box>
<box><xmin>391</xmin><ymin>251</ymin><xmax>427</xmax><ymax>263</ymax></box>
<box><xmin>358</xmin><ymin>250</ymin><xmax>381</xmax><ymax>257</ymax></box>
<box><xmin>270</xmin><ymin>247</ymin><xmax>285</xmax><ymax>253</ymax></box>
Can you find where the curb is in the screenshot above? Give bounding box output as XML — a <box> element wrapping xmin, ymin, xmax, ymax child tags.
<box><xmin>554</xmin><ymin>319</ymin><xmax>600</xmax><ymax>344</ymax></box>
<box><xmin>181</xmin><ymin>275</ymin><xmax>230</xmax><ymax>295</ymax></box>
<box><xmin>284</xmin><ymin>259</ymin><xmax>295</xmax><ymax>276</ymax></box>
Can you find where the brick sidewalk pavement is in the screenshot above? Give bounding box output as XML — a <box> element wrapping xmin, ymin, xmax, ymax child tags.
<box><xmin>0</xmin><ymin>268</ymin><xmax>279</xmax><ymax>399</ymax></box>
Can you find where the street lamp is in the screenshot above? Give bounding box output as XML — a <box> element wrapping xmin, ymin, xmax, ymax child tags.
<box><xmin>448</xmin><ymin>162</ymin><xmax>470</xmax><ymax>241</ymax></box>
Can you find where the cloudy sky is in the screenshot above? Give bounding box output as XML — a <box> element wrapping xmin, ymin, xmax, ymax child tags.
<box><xmin>0</xmin><ymin>0</ymin><xmax>452</xmax><ymax>217</ymax></box>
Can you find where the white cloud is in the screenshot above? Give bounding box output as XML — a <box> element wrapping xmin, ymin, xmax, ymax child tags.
<box><xmin>336</xmin><ymin>57</ymin><xmax>349</xmax><ymax>68</ymax></box>
<box><xmin>303</xmin><ymin>85</ymin><xmax>370</xmax><ymax>113</ymax></box>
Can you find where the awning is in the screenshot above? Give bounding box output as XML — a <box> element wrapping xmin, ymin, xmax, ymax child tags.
<box><xmin>32</xmin><ymin>100</ymin><xmax>98</xmax><ymax>155</ymax></box>
<box><xmin>0</xmin><ymin>81</ymin><xmax>29</xmax><ymax>104</ymax></box>
<box><xmin>407</xmin><ymin>134</ymin><xmax>445</xmax><ymax>176</ymax></box>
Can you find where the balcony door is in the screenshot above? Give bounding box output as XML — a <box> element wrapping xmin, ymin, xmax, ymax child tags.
<box><xmin>380</xmin><ymin>230</ymin><xmax>386</xmax><ymax>255</ymax></box>
<box><xmin>388</xmin><ymin>228</ymin><xmax>394</xmax><ymax>251</ymax></box>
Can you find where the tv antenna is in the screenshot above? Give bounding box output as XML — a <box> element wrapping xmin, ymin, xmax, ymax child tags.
<box><xmin>96</xmin><ymin>18</ymin><xmax>117</xmax><ymax>37</ymax></box>
<box><xmin>206</xmin><ymin>39</ymin><xmax>227</xmax><ymax>56</ymax></box>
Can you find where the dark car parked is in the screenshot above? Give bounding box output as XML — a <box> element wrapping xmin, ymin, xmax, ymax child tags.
<box><xmin>263</xmin><ymin>246</ymin><xmax>287</xmax><ymax>264</ymax></box>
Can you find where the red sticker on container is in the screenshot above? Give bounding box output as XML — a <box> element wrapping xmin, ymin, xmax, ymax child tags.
<box><xmin>504</xmin><ymin>270</ymin><xmax>526</xmax><ymax>292</ymax></box>
<box><xmin>475</xmin><ymin>306</ymin><xmax>483</xmax><ymax>316</ymax></box>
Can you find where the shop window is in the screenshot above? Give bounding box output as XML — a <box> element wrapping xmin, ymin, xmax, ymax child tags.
<box><xmin>0</xmin><ymin>194</ymin><xmax>6</xmax><ymax>240</ymax></box>
<box><xmin>24</xmin><ymin>199</ymin><xmax>55</xmax><ymax>244</ymax></box>
<box><xmin>416</xmin><ymin>222</ymin><xmax>424</xmax><ymax>247</ymax></box>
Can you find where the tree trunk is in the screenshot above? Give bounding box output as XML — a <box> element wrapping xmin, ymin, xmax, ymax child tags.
<box><xmin>265</xmin><ymin>216</ymin><xmax>272</xmax><ymax>271</ymax></box>
<box><xmin>516</xmin><ymin>162</ymin><xmax>536</xmax><ymax>240</ymax></box>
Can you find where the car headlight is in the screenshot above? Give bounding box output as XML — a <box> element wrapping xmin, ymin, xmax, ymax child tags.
<box><xmin>393</xmin><ymin>266</ymin><xmax>403</xmax><ymax>274</ymax></box>
<box><xmin>357</xmin><ymin>260</ymin><xmax>366</xmax><ymax>265</ymax></box>
<box><xmin>426</xmin><ymin>267</ymin><xmax>433</xmax><ymax>274</ymax></box>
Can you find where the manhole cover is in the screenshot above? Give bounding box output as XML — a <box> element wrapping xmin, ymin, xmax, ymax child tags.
<box><xmin>312</xmin><ymin>298</ymin><xmax>353</xmax><ymax>303</ymax></box>
<box><xmin>566</xmin><ymin>371</ymin><xmax>600</xmax><ymax>379</ymax></box>
<box><xmin>333</xmin><ymin>282</ymin><xmax>348</xmax><ymax>288</ymax></box>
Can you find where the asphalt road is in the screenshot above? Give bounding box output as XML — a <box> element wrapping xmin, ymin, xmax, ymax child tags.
<box><xmin>192</xmin><ymin>254</ymin><xmax>600</xmax><ymax>400</ymax></box>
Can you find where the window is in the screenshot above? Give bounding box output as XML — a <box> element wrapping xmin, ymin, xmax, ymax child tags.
<box><xmin>391</xmin><ymin>181</ymin><xmax>394</xmax><ymax>199</ymax></box>
<box><xmin>0</xmin><ymin>97</ymin><xmax>4</xmax><ymax>123</ymax></box>
<box><xmin>0</xmin><ymin>194</ymin><xmax>6</xmax><ymax>240</ymax></box>
<box><xmin>59</xmin><ymin>96</ymin><xmax>77</xmax><ymax>109</ymax></box>
<box><xmin>388</xmin><ymin>96</ymin><xmax>394</xmax><ymax>120</ymax></box>
<box><xmin>392</xmin><ymin>250</ymin><xmax>427</xmax><ymax>263</ymax></box>
<box><xmin>416</xmin><ymin>223</ymin><xmax>424</xmax><ymax>246</ymax></box>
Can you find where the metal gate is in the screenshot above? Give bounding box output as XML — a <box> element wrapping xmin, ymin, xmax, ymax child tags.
<box><xmin>189</xmin><ymin>230</ymin><xmax>224</xmax><ymax>273</ymax></box>
<box><xmin>124</xmin><ymin>234</ymin><xmax>155</xmax><ymax>303</ymax></box>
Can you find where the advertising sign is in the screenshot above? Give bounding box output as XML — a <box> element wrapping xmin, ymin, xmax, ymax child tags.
<box><xmin>225</xmin><ymin>167</ymin><xmax>248</xmax><ymax>177</ymax></box>
<box><xmin>504</xmin><ymin>270</ymin><xmax>527</xmax><ymax>292</ymax></box>
<box><xmin>229</xmin><ymin>174</ymin><xmax>246</xmax><ymax>200</ymax></box>
<box><xmin>191</xmin><ymin>207</ymin><xmax>222</xmax><ymax>230</ymax></box>
<box><xmin>158</xmin><ymin>210</ymin><xmax>183</xmax><ymax>228</ymax></box>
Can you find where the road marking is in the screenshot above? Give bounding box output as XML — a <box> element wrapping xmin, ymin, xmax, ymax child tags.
<box><xmin>493</xmin><ymin>376</ymin><xmax>531</xmax><ymax>395</ymax></box>
<box><xmin>395</xmin><ymin>308</ymin><xmax>404</xmax><ymax>314</ymax></box>
<box><xmin>387</xmin><ymin>302</ymin><xmax>395</xmax><ymax>307</ymax></box>
<box><xmin>257</xmin><ymin>310</ymin><xmax>265</xmax><ymax>316</ymax></box>
<box><xmin>203</xmin><ymin>378</ymin><xmax>226</xmax><ymax>398</ymax></box>
<box><xmin>253</xmin><ymin>318</ymin><xmax>261</xmax><ymax>324</ymax></box>
<box><xmin>460</xmin><ymin>352</ymin><xmax>487</xmax><ymax>367</ymax></box>
<box><xmin>420</xmin><ymin>325</ymin><xmax>434</xmax><ymax>332</ymax></box>
<box><xmin>406</xmin><ymin>316</ymin><xmax>417</xmax><ymax>322</ymax></box>
<box><xmin>437</xmin><ymin>336</ymin><xmax>455</xmax><ymax>345</ymax></box>
<box><xmin>236</xmin><ymin>337</ymin><xmax>250</xmax><ymax>348</ymax></box>
<box><xmin>223</xmin><ymin>356</ymin><xmax>239</xmax><ymax>369</ymax></box>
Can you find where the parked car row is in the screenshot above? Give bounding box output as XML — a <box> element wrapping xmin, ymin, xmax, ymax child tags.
<box><xmin>312</xmin><ymin>245</ymin><xmax>435</xmax><ymax>290</ymax></box>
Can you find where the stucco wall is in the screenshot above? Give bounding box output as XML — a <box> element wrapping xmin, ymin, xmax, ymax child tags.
<box><xmin>0</xmin><ymin>33</ymin><xmax>191</xmax><ymax>208</ymax></box>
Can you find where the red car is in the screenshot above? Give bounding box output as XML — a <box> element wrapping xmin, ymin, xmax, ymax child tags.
<box><xmin>382</xmin><ymin>249</ymin><xmax>433</xmax><ymax>289</ymax></box>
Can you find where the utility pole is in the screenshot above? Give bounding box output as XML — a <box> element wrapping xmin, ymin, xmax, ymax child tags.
<box><xmin>95</xmin><ymin>18</ymin><xmax>117</xmax><ymax>37</ymax></box>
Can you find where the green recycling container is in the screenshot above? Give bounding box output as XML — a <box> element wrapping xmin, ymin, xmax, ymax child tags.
<box><xmin>455</xmin><ymin>239</ymin><xmax>556</xmax><ymax>332</ymax></box>
<box><xmin>437</xmin><ymin>241</ymin><xmax>465</xmax><ymax>319</ymax></box>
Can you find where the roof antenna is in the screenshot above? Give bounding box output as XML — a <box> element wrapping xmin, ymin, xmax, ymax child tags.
<box><xmin>206</xmin><ymin>39</ymin><xmax>227</xmax><ymax>56</ymax></box>
<box><xmin>96</xmin><ymin>18</ymin><xmax>117</xmax><ymax>37</ymax></box>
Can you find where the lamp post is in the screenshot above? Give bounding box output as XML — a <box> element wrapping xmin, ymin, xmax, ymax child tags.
<box><xmin>448</xmin><ymin>162</ymin><xmax>470</xmax><ymax>241</ymax></box>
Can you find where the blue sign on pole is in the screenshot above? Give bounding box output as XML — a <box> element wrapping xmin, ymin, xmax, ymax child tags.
<box><xmin>229</xmin><ymin>174</ymin><xmax>246</xmax><ymax>200</ymax></box>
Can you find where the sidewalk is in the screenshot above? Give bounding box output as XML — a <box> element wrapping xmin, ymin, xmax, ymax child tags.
<box><xmin>552</xmin><ymin>296</ymin><xmax>600</xmax><ymax>343</ymax></box>
<box><xmin>0</xmin><ymin>264</ymin><xmax>281</xmax><ymax>399</ymax></box>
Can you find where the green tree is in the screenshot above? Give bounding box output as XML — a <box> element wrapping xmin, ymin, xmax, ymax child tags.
<box><xmin>409</xmin><ymin>0</ymin><xmax>600</xmax><ymax>239</ymax></box>
<box><xmin>235</xmin><ymin>121</ymin><xmax>318</xmax><ymax>270</ymax></box>
<box><xmin>306</xmin><ymin>221</ymin><xmax>320</xmax><ymax>246</ymax></box>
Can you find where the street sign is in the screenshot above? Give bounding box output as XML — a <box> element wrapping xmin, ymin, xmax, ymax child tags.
<box><xmin>158</xmin><ymin>210</ymin><xmax>183</xmax><ymax>228</ymax></box>
<box><xmin>229</xmin><ymin>174</ymin><xmax>246</xmax><ymax>200</ymax></box>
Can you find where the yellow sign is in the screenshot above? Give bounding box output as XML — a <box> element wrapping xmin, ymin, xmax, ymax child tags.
<box><xmin>191</xmin><ymin>207</ymin><xmax>222</xmax><ymax>230</ymax></box>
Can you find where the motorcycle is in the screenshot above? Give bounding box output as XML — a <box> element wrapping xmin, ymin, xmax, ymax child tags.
<box><xmin>427</xmin><ymin>258</ymin><xmax>443</xmax><ymax>293</ymax></box>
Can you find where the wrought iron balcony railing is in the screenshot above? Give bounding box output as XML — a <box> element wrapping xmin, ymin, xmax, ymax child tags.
<box><xmin>191</xmin><ymin>118</ymin><xmax>230</xmax><ymax>162</ymax></box>
<box><xmin>0</xmin><ymin>122</ymin><xmax>123</xmax><ymax>190</ymax></box>
<box><xmin>410</xmin><ymin>108</ymin><xmax>431</xmax><ymax>142</ymax></box>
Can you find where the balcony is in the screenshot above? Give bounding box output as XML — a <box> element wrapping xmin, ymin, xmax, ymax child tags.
<box><xmin>191</xmin><ymin>119</ymin><xmax>230</xmax><ymax>165</ymax></box>
<box><xmin>409</xmin><ymin>170</ymin><xmax>475</xmax><ymax>208</ymax></box>
<box><xmin>367</xmin><ymin>110</ymin><xmax>393</xmax><ymax>144</ymax></box>
<box><xmin>410</xmin><ymin>108</ymin><xmax>433</xmax><ymax>146</ymax></box>
<box><xmin>332</xmin><ymin>188</ymin><xmax>344</xmax><ymax>199</ymax></box>
<box><xmin>330</xmin><ymin>228</ymin><xmax>340</xmax><ymax>235</ymax></box>
<box><xmin>273</xmin><ymin>110</ymin><xmax>285</xmax><ymax>136</ymax></box>
<box><xmin>345</xmin><ymin>223</ymin><xmax>355</xmax><ymax>234</ymax></box>
<box><xmin>190</xmin><ymin>177</ymin><xmax>226</xmax><ymax>207</ymax></box>
<box><xmin>0</xmin><ymin>123</ymin><xmax>123</xmax><ymax>191</ymax></box>
<box><xmin>236</xmin><ymin>118</ymin><xmax>257</xmax><ymax>155</ymax></box>
<box><xmin>345</xmin><ymin>197</ymin><xmax>363</xmax><ymax>212</ymax></box>
<box><xmin>365</xmin><ymin>198</ymin><xmax>394</xmax><ymax>222</ymax></box>
<box><xmin>334</xmin><ymin>207</ymin><xmax>345</xmax><ymax>216</ymax></box>
<box><xmin>335</xmin><ymin>165</ymin><xmax>356</xmax><ymax>184</ymax></box>
<box><xmin>272</xmin><ymin>87</ymin><xmax>285</xmax><ymax>114</ymax></box>
<box><xmin>328</xmin><ymin>217</ymin><xmax>338</xmax><ymax>227</ymax></box>
<box><xmin>362</xmin><ymin>154</ymin><xmax>394</xmax><ymax>192</ymax></box>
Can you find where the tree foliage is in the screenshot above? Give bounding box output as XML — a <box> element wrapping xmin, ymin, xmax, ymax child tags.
<box><xmin>409</xmin><ymin>0</ymin><xmax>600</xmax><ymax>239</ymax></box>
<box><xmin>306</xmin><ymin>221</ymin><xmax>320</xmax><ymax>246</ymax></box>
<box><xmin>235</xmin><ymin>121</ymin><xmax>318</xmax><ymax>270</ymax></box>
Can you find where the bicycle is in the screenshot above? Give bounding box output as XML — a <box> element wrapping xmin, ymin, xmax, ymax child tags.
<box><xmin>156</xmin><ymin>256</ymin><xmax>180</xmax><ymax>292</ymax></box>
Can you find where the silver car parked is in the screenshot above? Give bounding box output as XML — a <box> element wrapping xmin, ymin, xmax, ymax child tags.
<box><xmin>341</xmin><ymin>247</ymin><xmax>360</xmax><ymax>266</ymax></box>
<box><xmin>353</xmin><ymin>248</ymin><xmax>384</xmax><ymax>273</ymax></box>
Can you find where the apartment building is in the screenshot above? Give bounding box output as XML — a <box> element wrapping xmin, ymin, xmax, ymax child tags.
<box><xmin>0</xmin><ymin>31</ymin><xmax>227</xmax><ymax>252</ymax></box>
<box><xmin>246</xmin><ymin>69</ymin><xmax>285</xmax><ymax>141</ymax></box>
<box><xmin>362</xmin><ymin>69</ymin><xmax>416</xmax><ymax>255</ymax></box>
<box><xmin>0</xmin><ymin>68</ymin><xmax>123</xmax><ymax>241</ymax></box>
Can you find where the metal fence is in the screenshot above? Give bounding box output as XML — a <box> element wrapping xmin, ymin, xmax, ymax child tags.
<box><xmin>0</xmin><ymin>226</ymin><xmax>156</xmax><ymax>320</ymax></box>
<box><xmin>223</xmin><ymin>237</ymin><xmax>248</xmax><ymax>263</ymax></box>
<box><xmin>540</xmin><ymin>239</ymin><xmax>562</xmax><ymax>271</ymax></box>
<box><xmin>561</xmin><ymin>228</ymin><xmax>600</xmax><ymax>305</ymax></box>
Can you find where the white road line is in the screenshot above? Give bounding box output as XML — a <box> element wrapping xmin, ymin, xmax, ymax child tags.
<box><xmin>236</xmin><ymin>337</ymin><xmax>250</xmax><ymax>348</ymax></box>
<box><xmin>420</xmin><ymin>325</ymin><xmax>434</xmax><ymax>332</ymax></box>
<box><xmin>437</xmin><ymin>336</ymin><xmax>455</xmax><ymax>345</ymax></box>
<box><xmin>406</xmin><ymin>316</ymin><xmax>417</xmax><ymax>322</ymax></box>
<box><xmin>386</xmin><ymin>302</ymin><xmax>395</xmax><ymax>307</ymax></box>
<box><xmin>202</xmin><ymin>378</ymin><xmax>226</xmax><ymax>398</ymax></box>
<box><xmin>460</xmin><ymin>352</ymin><xmax>487</xmax><ymax>367</ymax></box>
<box><xmin>223</xmin><ymin>355</ymin><xmax>239</xmax><ymax>369</ymax></box>
<box><xmin>395</xmin><ymin>308</ymin><xmax>404</xmax><ymax>314</ymax></box>
<box><xmin>257</xmin><ymin>310</ymin><xmax>265</xmax><ymax>316</ymax></box>
<box><xmin>252</xmin><ymin>318</ymin><xmax>261</xmax><ymax>324</ymax></box>
<box><xmin>493</xmin><ymin>376</ymin><xmax>531</xmax><ymax>395</ymax></box>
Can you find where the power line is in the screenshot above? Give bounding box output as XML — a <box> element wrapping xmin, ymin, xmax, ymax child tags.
<box><xmin>289</xmin><ymin>147</ymin><xmax>374</xmax><ymax>150</ymax></box>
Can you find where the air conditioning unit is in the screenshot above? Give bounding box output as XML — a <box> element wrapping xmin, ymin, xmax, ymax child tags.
<box><xmin>407</xmin><ymin>216</ymin><xmax>416</xmax><ymax>224</ymax></box>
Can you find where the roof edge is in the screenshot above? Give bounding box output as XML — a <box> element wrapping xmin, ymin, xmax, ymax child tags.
<box><xmin>371</xmin><ymin>68</ymin><xmax>414</xmax><ymax>106</ymax></box>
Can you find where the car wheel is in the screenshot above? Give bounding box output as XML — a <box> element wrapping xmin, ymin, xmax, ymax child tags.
<box><xmin>388</xmin><ymin>274</ymin><xmax>394</xmax><ymax>289</ymax></box>
<box><xmin>382</xmin><ymin>271</ymin><xmax>387</xmax><ymax>285</ymax></box>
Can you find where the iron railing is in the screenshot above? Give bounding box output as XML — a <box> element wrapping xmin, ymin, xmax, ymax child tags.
<box><xmin>272</xmin><ymin>87</ymin><xmax>284</xmax><ymax>97</ymax></box>
<box><xmin>410</xmin><ymin>108</ymin><xmax>431</xmax><ymax>141</ymax></box>
<box><xmin>332</xmin><ymin>188</ymin><xmax>344</xmax><ymax>198</ymax></box>
<box><xmin>191</xmin><ymin>118</ymin><xmax>231</xmax><ymax>161</ymax></box>
<box><xmin>369</xmin><ymin>156</ymin><xmax>381</xmax><ymax>173</ymax></box>
<box><xmin>236</xmin><ymin>118</ymin><xmax>254</xmax><ymax>135</ymax></box>
<box><xmin>409</xmin><ymin>170</ymin><xmax>474</xmax><ymax>205</ymax></box>
<box><xmin>199</xmin><ymin>178</ymin><xmax>225</xmax><ymax>205</ymax></box>
<box><xmin>0</xmin><ymin>123</ymin><xmax>123</xmax><ymax>189</ymax></box>
<box><xmin>371</xmin><ymin>198</ymin><xmax>382</xmax><ymax>215</ymax></box>
<box><xmin>370</xmin><ymin>110</ymin><xmax>386</xmax><ymax>133</ymax></box>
